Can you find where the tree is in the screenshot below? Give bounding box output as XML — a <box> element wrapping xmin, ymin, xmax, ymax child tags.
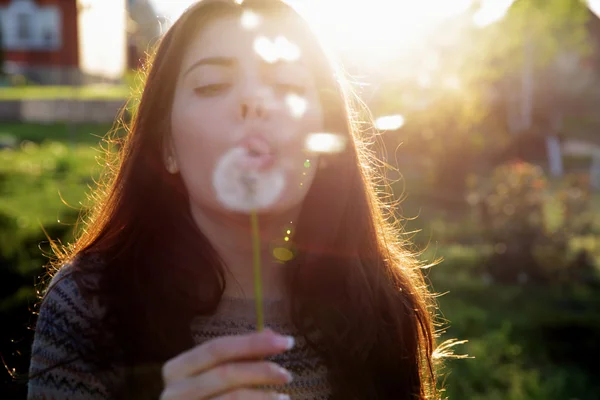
<box><xmin>366</xmin><ymin>0</ymin><xmax>596</xmax><ymax>202</ymax></box>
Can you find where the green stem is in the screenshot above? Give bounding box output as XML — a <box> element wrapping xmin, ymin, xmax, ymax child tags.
<box><xmin>250</xmin><ymin>209</ymin><xmax>264</xmax><ymax>331</ymax></box>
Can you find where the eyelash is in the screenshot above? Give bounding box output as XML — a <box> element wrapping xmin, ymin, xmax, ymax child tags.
<box><xmin>193</xmin><ymin>83</ymin><xmax>306</xmax><ymax>96</ymax></box>
<box><xmin>193</xmin><ymin>83</ymin><xmax>231</xmax><ymax>96</ymax></box>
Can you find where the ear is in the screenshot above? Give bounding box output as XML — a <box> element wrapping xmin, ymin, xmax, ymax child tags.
<box><xmin>163</xmin><ymin>135</ymin><xmax>180</xmax><ymax>174</ymax></box>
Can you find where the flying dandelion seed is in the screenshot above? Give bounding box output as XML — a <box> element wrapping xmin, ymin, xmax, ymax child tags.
<box><xmin>253</xmin><ymin>36</ymin><xmax>279</xmax><ymax>63</ymax></box>
<box><xmin>305</xmin><ymin>132</ymin><xmax>347</xmax><ymax>153</ymax></box>
<box><xmin>241</xmin><ymin>10</ymin><xmax>261</xmax><ymax>29</ymax></box>
<box><xmin>374</xmin><ymin>115</ymin><xmax>405</xmax><ymax>131</ymax></box>
<box><xmin>285</xmin><ymin>93</ymin><xmax>308</xmax><ymax>119</ymax></box>
<box><xmin>274</xmin><ymin>36</ymin><xmax>301</xmax><ymax>62</ymax></box>
<box><xmin>213</xmin><ymin>147</ymin><xmax>285</xmax><ymax>212</ymax></box>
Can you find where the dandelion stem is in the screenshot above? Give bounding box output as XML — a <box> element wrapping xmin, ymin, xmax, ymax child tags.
<box><xmin>250</xmin><ymin>209</ymin><xmax>264</xmax><ymax>331</ymax></box>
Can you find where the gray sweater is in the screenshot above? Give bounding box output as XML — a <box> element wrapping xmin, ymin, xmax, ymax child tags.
<box><xmin>28</xmin><ymin>262</ymin><xmax>331</xmax><ymax>399</ymax></box>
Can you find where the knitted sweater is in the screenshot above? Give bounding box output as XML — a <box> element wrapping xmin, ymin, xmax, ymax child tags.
<box><xmin>28</xmin><ymin>262</ymin><xmax>332</xmax><ymax>399</ymax></box>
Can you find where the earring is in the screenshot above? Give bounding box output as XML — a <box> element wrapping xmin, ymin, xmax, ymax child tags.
<box><xmin>165</xmin><ymin>156</ymin><xmax>179</xmax><ymax>174</ymax></box>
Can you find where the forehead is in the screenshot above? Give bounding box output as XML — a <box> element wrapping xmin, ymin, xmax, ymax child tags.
<box><xmin>181</xmin><ymin>14</ymin><xmax>305</xmax><ymax>66</ymax></box>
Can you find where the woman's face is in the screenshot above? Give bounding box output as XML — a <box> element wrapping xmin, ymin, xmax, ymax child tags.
<box><xmin>169</xmin><ymin>14</ymin><xmax>324</xmax><ymax>214</ymax></box>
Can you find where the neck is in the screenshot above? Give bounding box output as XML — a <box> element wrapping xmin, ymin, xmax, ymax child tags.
<box><xmin>190</xmin><ymin>203</ymin><xmax>299</xmax><ymax>301</ymax></box>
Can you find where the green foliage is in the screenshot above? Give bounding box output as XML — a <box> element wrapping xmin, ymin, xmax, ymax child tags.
<box><xmin>0</xmin><ymin>85</ymin><xmax>129</xmax><ymax>100</ymax></box>
<box><xmin>466</xmin><ymin>161</ymin><xmax>599</xmax><ymax>284</ymax></box>
<box><xmin>429</xmin><ymin>245</ymin><xmax>600</xmax><ymax>400</ymax></box>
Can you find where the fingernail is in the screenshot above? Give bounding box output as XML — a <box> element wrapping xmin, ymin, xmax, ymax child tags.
<box><xmin>276</xmin><ymin>366</ymin><xmax>293</xmax><ymax>383</ymax></box>
<box><xmin>276</xmin><ymin>394</ymin><xmax>291</xmax><ymax>400</ymax></box>
<box><xmin>273</xmin><ymin>335</ymin><xmax>295</xmax><ymax>350</ymax></box>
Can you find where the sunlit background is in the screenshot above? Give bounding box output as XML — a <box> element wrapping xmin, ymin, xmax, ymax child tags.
<box><xmin>1</xmin><ymin>0</ymin><xmax>600</xmax><ymax>399</ymax></box>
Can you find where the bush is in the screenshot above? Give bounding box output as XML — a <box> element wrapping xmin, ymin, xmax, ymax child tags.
<box><xmin>467</xmin><ymin>161</ymin><xmax>598</xmax><ymax>286</ymax></box>
<box><xmin>430</xmin><ymin>245</ymin><xmax>600</xmax><ymax>400</ymax></box>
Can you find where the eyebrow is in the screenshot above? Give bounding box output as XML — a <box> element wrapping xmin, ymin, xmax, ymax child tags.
<box><xmin>183</xmin><ymin>57</ymin><xmax>236</xmax><ymax>78</ymax></box>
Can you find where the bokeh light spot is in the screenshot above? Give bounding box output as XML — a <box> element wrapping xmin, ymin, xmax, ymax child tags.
<box><xmin>241</xmin><ymin>10</ymin><xmax>261</xmax><ymax>29</ymax></box>
<box><xmin>285</xmin><ymin>93</ymin><xmax>308</xmax><ymax>119</ymax></box>
<box><xmin>305</xmin><ymin>132</ymin><xmax>347</xmax><ymax>153</ymax></box>
<box><xmin>274</xmin><ymin>36</ymin><xmax>301</xmax><ymax>61</ymax></box>
<box><xmin>253</xmin><ymin>36</ymin><xmax>279</xmax><ymax>63</ymax></box>
<box><xmin>273</xmin><ymin>247</ymin><xmax>294</xmax><ymax>262</ymax></box>
<box><xmin>375</xmin><ymin>115</ymin><xmax>405</xmax><ymax>131</ymax></box>
<box><xmin>253</xmin><ymin>35</ymin><xmax>301</xmax><ymax>64</ymax></box>
<box><xmin>304</xmin><ymin>159</ymin><xmax>311</xmax><ymax>168</ymax></box>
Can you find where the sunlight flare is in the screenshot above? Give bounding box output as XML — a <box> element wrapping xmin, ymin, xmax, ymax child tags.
<box><xmin>241</xmin><ymin>10</ymin><xmax>262</xmax><ymax>30</ymax></box>
<box><xmin>305</xmin><ymin>132</ymin><xmax>347</xmax><ymax>154</ymax></box>
<box><xmin>375</xmin><ymin>115</ymin><xmax>405</xmax><ymax>131</ymax></box>
<box><xmin>285</xmin><ymin>93</ymin><xmax>308</xmax><ymax>119</ymax></box>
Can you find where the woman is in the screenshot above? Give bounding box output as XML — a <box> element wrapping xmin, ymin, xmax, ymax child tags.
<box><xmin>28</xmin><ymin>0</ymin><xmax>444</xmax><ymax>399</ymax></box>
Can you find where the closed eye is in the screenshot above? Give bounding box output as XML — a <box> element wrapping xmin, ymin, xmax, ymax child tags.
<box><xmin>274</xmin><ymin>83</ymin><xmax>306</xmax><ymax>96</ymax></box>
<box><xmin>193</xmin><ymin>83</ymin><xmax>231</xmax><ymax>96</ymax></box>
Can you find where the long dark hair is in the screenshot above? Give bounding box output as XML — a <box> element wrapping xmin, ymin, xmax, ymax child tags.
<box><xmin>40</xmin><ymin>0</ymin><xmax>446</xmax><ymax>398</ymax></box>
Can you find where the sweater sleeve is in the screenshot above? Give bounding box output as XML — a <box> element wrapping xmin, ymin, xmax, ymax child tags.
<box><xmin>27</xmin><ymin>262</ymin><xmax>124</xmax><ymax>399</ymax></box>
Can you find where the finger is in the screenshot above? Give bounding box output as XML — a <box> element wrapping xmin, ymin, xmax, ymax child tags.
<box><xmin>162</xmin><ymin>329</ymin><xmax>294</xmax><ymax>385</ymax></box>
<box><xmin>211</xmin><ymin>389</ymin><xmax>291</xmax><ymax>400</ymax></box>
<box><xmin>164</xmin><ymin>361</ymin><xmax>292</xmax><ymax>400</ymax></box>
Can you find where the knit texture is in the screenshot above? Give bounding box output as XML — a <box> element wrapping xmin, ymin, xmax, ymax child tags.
<box><xmin>28</xmin><ymin>262</ymin><xmax>332</xmax><ymax>399</ymax></box>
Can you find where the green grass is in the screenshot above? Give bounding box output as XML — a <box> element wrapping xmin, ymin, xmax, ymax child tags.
<box><xmin>0</xmin><ymin>141</ymin><xmax>102</xmax><ymax>238</ymax></box>
<box><xmin>0</xmin><ymin>122</ymin><xmax>116</xmax><ymax>145</ymax></box>
<box><xmin>0</xmin><ymin>85</ymin><xmax>129</xmax><ymax>100</ymax></box>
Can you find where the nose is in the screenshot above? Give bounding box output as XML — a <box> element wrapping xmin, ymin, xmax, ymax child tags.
<box><xmin>239</xmin><ymin>81</ymin><xmax>271</xmax><ymax>121</ymax></box>
<box><xmin>240</xmin><ymin>99</ymin><xmax>266</xmax><ymax>120</ymax></box>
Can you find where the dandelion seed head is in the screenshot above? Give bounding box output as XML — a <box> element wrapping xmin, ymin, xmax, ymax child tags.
<box><xmin>213</xmin><ymin>147</ymin><xmax>285</xmax><ymax>212</ymax></box>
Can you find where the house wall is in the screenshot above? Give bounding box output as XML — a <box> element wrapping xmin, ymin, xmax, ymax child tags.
<box><xmin>0</xmin><ymin>0</ymin><xmax>126</xmax><ymax>84</ymax></box>
<box><xmin>0</xmin><ymin>0</ymin><xmax>79</xmax><ymax>83</ymax></box>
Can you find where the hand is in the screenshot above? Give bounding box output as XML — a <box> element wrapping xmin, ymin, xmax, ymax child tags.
<box><xmin>160</xmin><ymin>329</ymin><xmax>295</xmax><ymax>400</ymax></box>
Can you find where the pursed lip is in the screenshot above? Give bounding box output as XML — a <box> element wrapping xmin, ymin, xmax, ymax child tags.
<box><xmin>236</xmin><ymin>135</ymin><xmax>276</xmax><ymax>170</ymax></box>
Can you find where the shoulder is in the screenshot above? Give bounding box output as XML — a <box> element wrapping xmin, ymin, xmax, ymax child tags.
<box><xmin>39</xmin><ymin>253</ymin><xmax>107</xmax><ymax>325</ymax></box>
<box><xmin>28</xmin><ymin>254</ymin><xmax>125</xmax><ymax>399</ymax></box>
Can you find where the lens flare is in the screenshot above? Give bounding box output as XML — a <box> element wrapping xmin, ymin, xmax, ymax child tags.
<box><xmin>253</xmin><ymin>36</ymin><xmax>279</xmax><ymax>63</ymax></box>
<box><xmin>253</xmin><ymin>35</ymin><xmax>302</xmax><ymax>63</ymax></box>
<box><xmin>285</xmin><ymin>93</ymin><xmax>308</xmax><ymax>119</ymax></box>
<box><xmin>374</xmin><ymin>115</ymin><xmax>405</xmax><ymax>131</ymax></box>
<box><xmin>274</xmin><ymin>36</ymin><xmax>301</xmax><ymax>62</ymax></box>
<box><xmin>273</xmin><ymin>247</ymin><xmax>294</xmax><ymax>262</ymax></box>
<box><xmin>241</xmin><ymin>10</ymin><xmax>261</xmax><ymax>29</ymax></box>
<box><xmin>305</xmin><ymin>132</ymin><xmax>347</xmax><ymax>153</ymax></box>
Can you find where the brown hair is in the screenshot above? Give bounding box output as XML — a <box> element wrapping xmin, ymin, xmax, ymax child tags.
<box><xmin>44</xmin><ymin>0</ymin><xmax>446</xmax><ymax>398</ymax></box>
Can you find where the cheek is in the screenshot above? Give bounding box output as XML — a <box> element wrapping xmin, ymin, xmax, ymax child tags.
<box><xmin>170</xmin><ymin>99</ymin><xmax>233</xmax><ymax>206</ymax></box>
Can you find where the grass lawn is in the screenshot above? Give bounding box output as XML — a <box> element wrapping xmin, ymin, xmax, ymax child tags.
<box><xmin>0</xmin><ymin>122</ymin><xmax>117</xmax><ymax>145</ymax></box>
<box><xmin>0</xmin><ymin>141</ymin><xmax>101</xmax><ymax>239</ymax></box>
<box><xmin>0</xmin><ymin>85</ymin><xmax>129</xmax><ymax>100</ymax></box>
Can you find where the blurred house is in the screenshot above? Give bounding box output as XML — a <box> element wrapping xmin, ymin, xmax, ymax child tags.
<box><xmin>127</xmin><ymin>0</ymin><xmax>163</xmax><ymax>69</ymax></box>
<box><xmin>0</xmin><ymin>0</ymin><xmax>127</xmax><ymax>84</ymax></box>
